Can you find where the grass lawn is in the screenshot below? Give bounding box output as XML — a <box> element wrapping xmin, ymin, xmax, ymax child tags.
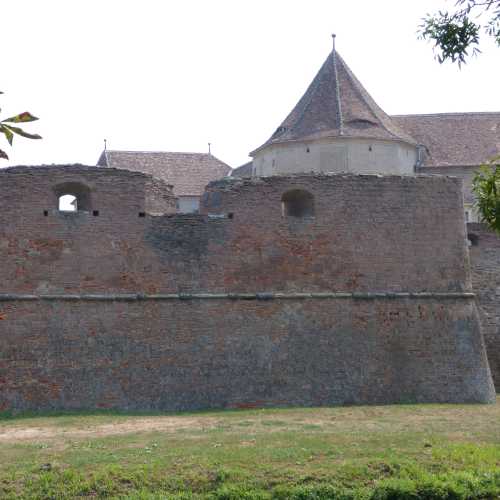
<box><xmin>0</xmin><ymin>399</ymin><xmax>499</xmax><ymax>499</ymax></box>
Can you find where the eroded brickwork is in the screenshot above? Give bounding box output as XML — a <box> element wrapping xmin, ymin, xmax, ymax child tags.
<box><xmin>0</xmin><ymin>165</ymin><xmax>176</xmax><ymax>294</ymax></box>
<box><xmin>201</xmin><ymin>175</ymin><xmax>473</xmax><ymax>294</ymax></box>
<box><xmin>0</xmin><ymin>298</ymin><xmax>493</xmax><ymax>412</ymax></box>
<box><xmin>468</xmin><ymin>222</ymin><xmax>500</xmax><ymax>387</ymax></box>
<box><xmin>0</xmin><ymin>167</ymin><xmax>495</xmax><ymax>411</ymax></box>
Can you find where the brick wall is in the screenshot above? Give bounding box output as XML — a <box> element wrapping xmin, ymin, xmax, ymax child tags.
<box><xmin>0</xmin><ymin>165</ymin><xmax>176</xmax><ymax>294</ymax></box>
<box><xmin>0</xmin><ymin>298</ymin><xmax>493</xmax><ymax>412</ymax></box>
<box><xmin>202</xmin><ymin>174</ymin><xmax>472</xmax><ymax>293</ymax></box>
<box><xmin>0</xmin><ymin>167</ymin><xmax>495</xmax><ymax>411</ymax></box>
<box><xmin>468</xmin><ymin>222</ymin><xmax>500</xmax><ymax>387</ymax></box>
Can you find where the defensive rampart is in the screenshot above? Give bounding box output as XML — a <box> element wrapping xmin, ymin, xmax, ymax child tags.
<box><xmin>0</xmin><ymin>166</ymin><xmax>495</xmax><ymax>411</ymax></box>
<box><xmin>468</xmin><ymin>222</ymin><xmax>500</xmax><ymax>387</ymax></box>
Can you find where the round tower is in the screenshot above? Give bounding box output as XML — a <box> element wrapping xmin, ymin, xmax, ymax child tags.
<box><xmin>250</xmin><ymin>37</ymin><xmax>418</xmax><ymax>176</ymax></box>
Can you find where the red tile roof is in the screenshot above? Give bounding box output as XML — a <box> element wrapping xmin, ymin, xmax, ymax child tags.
<box><xmin>97</xmin><ymin>150</ymin><xmax>231</xmax><ymax>196</ymax></box>
<box><xmin>392</xmin><ymin>113</ymin><xmax>500</xmax><ymax>167</ymax></box>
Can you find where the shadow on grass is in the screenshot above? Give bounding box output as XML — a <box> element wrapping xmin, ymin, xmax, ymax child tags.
<box><xmin>0</xmin><ymin>407</ymin><xmax>233</xmax><ymax>422</ymax></box>
<box><xmin>1</xmin><ymin>395</ymin><xmax>498</xmax><ymax>422</ymax></box>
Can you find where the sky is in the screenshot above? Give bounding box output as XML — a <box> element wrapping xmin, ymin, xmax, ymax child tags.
<box><xmin>2</xmin><ymin>0</ymin><xmax>500</xmax><ymax>169</ymax></box>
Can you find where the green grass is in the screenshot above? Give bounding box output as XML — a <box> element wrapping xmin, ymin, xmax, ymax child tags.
<box><xmin>0</xmin><ymin>400</ymin><xmax>499</xmax><ymax>499</ymax></box>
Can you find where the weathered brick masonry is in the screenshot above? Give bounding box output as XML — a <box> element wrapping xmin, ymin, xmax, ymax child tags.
<box><xmin>0</xmin><ymin>166</ymin><xmax>495</xmax><ymax>411</ymax></box>
<box><xmin>0</xmin><ymin>299</ymin><xmax>493</xmax><ymax>411</ymax></box>
<box><xmin>468</xmin><ymin>222</ymin><xmax>500</xmax><ymax>387</ymax></box>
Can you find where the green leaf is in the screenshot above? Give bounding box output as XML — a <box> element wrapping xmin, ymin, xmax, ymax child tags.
<box><xmin>0</xmin><ymin>148</ymin><xmax>8</xmax><ymax>160</ymax></box>
<box><xmin>472</xmin><ymin>156</ymin><xmax>500</xmax><ymax>234</ymax></box>
<box><xmin>0</xmin><ymin>124</ymin><xmax>14</xmax><ymax>145</ymax></box>
<box><xmin>4</xmin><ymin>124</ymin><xmax>42</xmax><ymax>140</ymax></box>
<box><xmin>1</xmin><ymin>111</ymin><xmax>39</xmax><ymax>123</ymax></box>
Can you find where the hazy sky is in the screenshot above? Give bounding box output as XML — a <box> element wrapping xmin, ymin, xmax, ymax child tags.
<box><xmin>2</xmin><ymin>0</ymin><xmax>499</xmax><ymax>169</ymax></box>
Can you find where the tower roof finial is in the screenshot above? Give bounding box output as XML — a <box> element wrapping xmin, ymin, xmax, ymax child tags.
<box><xmin>331</xmin><ymin>33</ymin><xmax>336</xmax><ymax>52</ymax></box>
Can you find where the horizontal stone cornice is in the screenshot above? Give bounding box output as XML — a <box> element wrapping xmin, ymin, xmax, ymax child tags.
<box><xmin>0</xmin><ymin>292</ymin><xmax>476</xmax><ymax>301</ymax></box>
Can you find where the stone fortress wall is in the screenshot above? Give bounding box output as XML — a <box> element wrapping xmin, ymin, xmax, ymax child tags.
<box><xmin>467</xmin><ymin>223</ymin><xmax>500</xmax><ymax>387</ymax></box>
<box><xmin>0</xmin><ymin>166</ymin><xmax>495</xmax><ymax>412</ymax></box>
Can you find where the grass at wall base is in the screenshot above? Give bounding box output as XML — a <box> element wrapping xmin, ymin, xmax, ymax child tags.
<box><xmin>0</xmin><ymin>401</ymin><xmax>499</xmax><ymax>499</ymax></box>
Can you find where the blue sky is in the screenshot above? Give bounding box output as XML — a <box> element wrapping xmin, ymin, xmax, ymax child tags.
<box><xmin>2</xmin><ymin>0</ymin><xmax>499</xmax><ymax>168</ymax></box>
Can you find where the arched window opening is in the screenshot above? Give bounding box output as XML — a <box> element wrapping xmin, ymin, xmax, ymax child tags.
<box><xmin>59</xmin><ymin>194</ymin><xmax>77</xmax><ymax>212</ymax></box>
<box><xmin>281</xmin><ymin>189</ymin><xmax>315</xmax><ymax>218</ymax></box>
<box><xmin>54</xmin><ymin>182</ymin><xmax>91</xmax><ymax>213</ymax></box>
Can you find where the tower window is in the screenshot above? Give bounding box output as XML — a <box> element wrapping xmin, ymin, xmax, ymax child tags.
<box><xmin>281</xmin><ymin>189</ymin><xmax>315</xmax><ymax>218</ymax></box>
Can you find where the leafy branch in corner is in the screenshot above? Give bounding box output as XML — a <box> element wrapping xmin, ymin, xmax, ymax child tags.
<box><xmin>472</xmin><ymin>156</ymin><xmax>500</xmax><ymax>233</ymax></box>
<box><xmin>419</xmin><ymin>0</ymin><xmax>500</xmax><ymax>66</ymax></box>
<box><xmin>0</xmin><ymin>91</ymin><xmax>42</xmax><ymax>160</ymax></box>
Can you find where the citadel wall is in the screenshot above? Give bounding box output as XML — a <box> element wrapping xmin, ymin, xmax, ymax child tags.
<box><xmin>419</xmin><ymin>166</ymin><xmax>481</xmax><ymax>222</ymax></box>
<box><xmin>0</xmin><ymin>166</ymin><xmax>176</xmax><ymax>294</ymax></box>
<box><xmin>468</xmin><ymin>222</ymin><xmax>500</xmax><ymax>387</ymax></box>
<box><xmin>0</xmin><ymin>167</ymin><xmax>495</xmax><ymax>412</ymax></box>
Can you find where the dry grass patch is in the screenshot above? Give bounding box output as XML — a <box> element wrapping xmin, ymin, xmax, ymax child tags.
<box><xmin>0</xmin><ymin>400</ymin><xmax>498</xmax><ymax>498</ymax></box>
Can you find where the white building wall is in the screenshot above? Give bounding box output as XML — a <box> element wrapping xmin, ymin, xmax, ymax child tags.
<box><xmin>253</xmin><ymin>138</ymin><xmax>417</xmax><ymax>177</ymax></box>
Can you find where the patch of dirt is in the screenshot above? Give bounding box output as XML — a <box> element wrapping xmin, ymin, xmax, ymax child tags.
<box><xmin>0</xmin><ymin>417</ymin><xmax>221</xmax><ymax>443</ymax></box>
<box><xmin>0</xmin><ymin>403</ymin><xmax>498</xmax><ymax>444</ymax></box>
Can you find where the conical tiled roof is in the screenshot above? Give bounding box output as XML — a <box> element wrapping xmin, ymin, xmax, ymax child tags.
<box><xmin>251</xmin><ymin>49</ymin><xmax>416</xmax><ymax>155</ymax></box>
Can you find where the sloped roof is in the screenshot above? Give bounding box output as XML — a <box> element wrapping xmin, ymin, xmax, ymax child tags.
<box><xmin>251</xmin><ymin>50</ymin><xmax>416</xmax><ymax>155</ymax></box>
<box><xmin>97</xmin><ymin>150</ymin><xmax>231</xmax><ymax>196</ymax></box>
<box><xmin>230</xmin><ymin>161</ymin><xmax>253</xmax><ymax>178</ymax></box>
<box><xmin>392</xmin><ymin>113</ymin><xmax>500</xmax><ymax>167</ymax></box>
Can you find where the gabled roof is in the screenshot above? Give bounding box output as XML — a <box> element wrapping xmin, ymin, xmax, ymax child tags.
<box><xmin>392</xmin><ymin>113</ymin><xmax>500</xmax><ymax>167</ymax></box>
<box><xmin>251</xmin><ymin>49</ymin><xmax>416</xmax><ymax>155</ymax></box>
<box><xmin>97</xmin><ymin>150</ymin><xmax>231</xmax><ymax>196</ymax></box>
<box><xmin>230</xmin><ymin>160</ymin><xmax>253</xmax><ymax>178</ymax></box>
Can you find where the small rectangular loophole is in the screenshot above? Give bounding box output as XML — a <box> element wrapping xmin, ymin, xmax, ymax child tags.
<box><xmin>138</xmin><ymin>212</ymin><xmax>146</xmax><ymax>218</ymax></box>
<box><xmin>228</xmin><ymin>212</ymin><xmax>234</xmax><ymax>219</ymax></box>
<box><xmin>43</xmin><ymin>210</ymin><xmax>49</xmax><ymax>216</ymax></box>
<box><xmin>93</xmin><ymin>210</ymin><xmax>99</xmax><ymax>217</ymax></box>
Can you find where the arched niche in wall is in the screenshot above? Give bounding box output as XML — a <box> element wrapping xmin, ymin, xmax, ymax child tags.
<box><xmin>281</xmin><ymin>189</ymin><xmax>315</xmax><ymax>217</ymax></box>
<box><xmin>54</xmin><ymin>182</ymin><xmax>92</xmax><ymax>212</ymax></box>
